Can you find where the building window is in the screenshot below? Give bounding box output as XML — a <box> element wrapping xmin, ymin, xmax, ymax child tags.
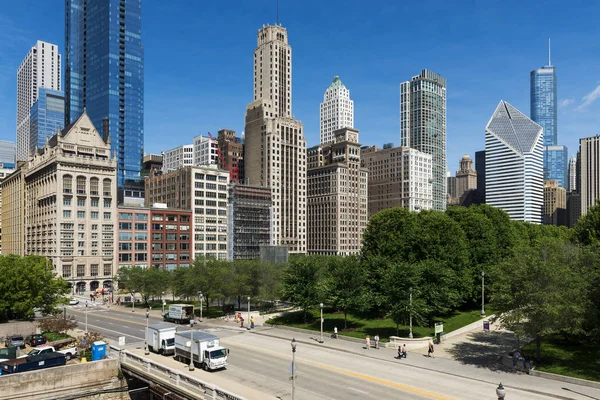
<box><xmin>166</xmin><ymin>215</ymin><xmax>178</xmax><ymax>222</ymax></box>
<box><xmin>152</xmin><ymin>233</ymin><xmax>162</xmax><ymax>241</ymax></box>
<box><xmin>103</xmin><ymin>264</ymin><xmax>112</xmax><ymax>276</ymax></box>
<box><xmin>90</xmin><ymin>264</ymin><xmax>99</xmax><ymax>277</ymax></box>
<box><xmin>152</xmin><ymin>243</ymin><xmax>162</xmax><ymax>251</ymax></box>
<box><xmin>62</xmin><ymin>265</ymin><xmax>72</xmax><ymax>278</ymax></box>
<box><xmin>120</xmin><ymin>212</ymin><xmax>133</xmax><ymax>220</ymax></box>
<box><xmin>166</xmin><ymin>243</ymin><xmax>176</xmax><ymax>251</ymax></box>
<box><xmin>135</xmin><ymin>253</ymin><xmax>147</xmax><ymax>262</ymax></box>
<box><xmin>63</xmin><ymin>210</ymin><xmax>71</xmax><ymax>218</ymax></box>
<box><xmin>135</xmin><ymin>213</ymin><xmax>148</xmax><ymax>221</ymax></box>
<box><xmin>91</xmin><ymin>199</ymin><xmax>99</xmax><ymax>207</ymax></box>
<box><xmin>63</xmin><ymin>175</ymin><xmax>72</xmax><ymax>193</ymax></box>
<box><xmin>166</xmin><ymin>233</ymin><xmax>176</xmax><ymax>241</ymax></box>
<box><xmin>135</xmin><ymin>232</ymin><xmax>147</xmax><ymax>241</ymax></box>
<box><xmin>90</xmin><ymin>177</ymin><xmax>99</xmax><ymax>195</ymax></box>
<box><xmin>64</xmin><ymin>198</ymin><xmax>72</xmax><ymax>206</ymax></box>
<box><xmin>119</xmin><ymin>232</ymin><xmax>132</xmax><ymax>241</ymax></box>
<box><xmin>91</xmin><ymin>211</ymin><xmax>99</xmax><ymax>219</ymax></box>
<box><xmin>119</xmin><ymin>243</ymin><xmax>132</xmax><ymax>251</ymax></box>
<box><xmin>134</xmin><ymin>223</ymin><xmax>147</xmax><ymax>230</ymax></box>
<box><xmin>135</xmin><ymin>243</ymin><xmax>147</xmax><ymax>251</ymax></box>
<box><xmin>104</xmin><ymin>199</ymin><xmax>111</xmax><ymax>208</ymax></box>
<box><xmin>180</xmin><ymin>243</ymin><xmax>189</xmax><ymax>250</ymax></box>
<box><xmin>119</xmin><ymin>222</ymin><xmax>131</xmax><ymax>230</ymax></box>
<box><xmin>104</xmin><ymin>212</ymin><xmax>112</xmax><ymax>220</ymax></box>
<box><xmin>151</xmin><ymin>214</ymin><xmax>163</xmax><ymax>221</ymax></box>
<box><xmin>103</xmin><ymin>179</ymin><xmax>112</xmax><ymax>196</ymax></box>
<box><xmin>77</xmin><ymin>264</ymin><xmax>85</xmax><ymax>277</ymax></box>
<box><xmin>119</xmin><ymin>254</ymin><xmax>132</xmax><ymax>262</ymax></box>
<box><xmin>76</xmin><ymin>176</ymin><xmax>86</xmax><ymax>194</ymax></box>
<box><xmin>77</xmin><ymin>211</ymin><xmax>85</xmax><ymax>219</ymax></box>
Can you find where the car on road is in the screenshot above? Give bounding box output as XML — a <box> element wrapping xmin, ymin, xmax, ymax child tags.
<box><xmin>18</xmin><ymin>345</ymin><xmax>78</xmax><ymax>361</ymax></box>
<box><xmin>25</xmin><ymin>334</ymin><xmax>47</xmax><ymax>347</ymax></box>
<box><xmin>69</xmin><ymin>298</ymin><xmax>79</xmax><ymax>305</ymax></box>
<box><xmin>4</xmin><ymin>335</ymin><xmax>25</xmax><ymax>349</ymax></box>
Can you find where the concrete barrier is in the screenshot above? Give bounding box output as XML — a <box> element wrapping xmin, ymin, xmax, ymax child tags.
<box><xmin>386</xmin><ymin>336</ymin><xmax>433</xmax><ymax>350</ymax></box>
<box><xmin>529</xmin><ymin>370</ymin><xmax>600</xmax><ymax>389</ymax></box>
<box><xmin>0</xmin><ymin>359</ymin><xmax>121</xmax><ymax>400</ymax></box>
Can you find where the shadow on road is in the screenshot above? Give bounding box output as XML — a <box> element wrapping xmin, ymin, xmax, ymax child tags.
<box><xmin>445</xmin><ymin>330</ymin><xmax>517</xmax><ymax>371</ymax></box>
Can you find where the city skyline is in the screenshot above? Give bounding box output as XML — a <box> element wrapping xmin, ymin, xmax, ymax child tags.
<box><xmin>1</xmin><ymin>1</ymin><xmax>600</xmax><ymax>169</ymax></box>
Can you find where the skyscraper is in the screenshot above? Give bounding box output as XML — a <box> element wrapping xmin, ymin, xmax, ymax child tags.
<box><xmin>530</xmin><ymin>40</ymin><xmax>566</xmax><ymax>187</ymax></box>
<box><xmin>65</xmin><ymin>0</ymin><xmax>144</xmax><ymax>191</ymax></box>
<box><xmin>579</xmin><ymin>136</ymin><xmax>600</xmax><ymax>216</ymax></box>
<box><xmin>320</xmin><ymin>76</ymin><xmax>354</xmax><ymax>144</ymax></box>
<box><xmin>0</xmin><ymin>141</ymin><xmax>16</xmax><ymax>167</ymax></box>
<box><xmin>16</xmin><ymin>41</ymin><xmax>61</xmax><ymax>162</ymax></box>
<box><xmin>29</xmin><ymin>88</ymin><xmax>64</xmax><ymax>155</ymax></box>
<box><xmin>400</xmin><ymin>70</ymin><xmax>447</xmax><ymax>211</ymax></box>
<box><xmin>244</xmin><ymin>24</ymin><xmax>307</xmax><ymax>254</ymax></box>
<box><xmin>455</xmin><ymin>154</ymin><xmax>477</xmax><ymax>199</ymax></box>
<box><xmin>485</xmin><ymin>101</ymin><xmax>544</xmax><ymax>223</ymax></box>
<box><xmin>568</xmin><ymin>154</ymin><xmax>577</xmax><ymax>192</ymax></box>
<box><xmin>475</xmin><ymin>150</ymin><xmax>486</xmax><ymax>204</ymax></box>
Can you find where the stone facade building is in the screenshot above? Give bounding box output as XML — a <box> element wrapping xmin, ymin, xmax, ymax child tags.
<box><xmin>543</xmin><ymin>180</ymin><xmax>566</xmax><ymax>226</ymax></box>
<box><xmin>361</xmin><ymin>145</ymin><xmax>433</xmax><ymax>215</ymax></box>
<box><xmin>2</xmin><ymin>111</ymin><xmax>117</xmax><ymax>293</ymax></box>
<box><xmin>307</xmin><ymin>128</ymin><xmax>368</xmax><ymax>255</ymax></box>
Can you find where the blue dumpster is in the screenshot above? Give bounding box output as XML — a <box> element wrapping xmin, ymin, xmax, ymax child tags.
<box><xmin>91</xmin><ymin>341</ymin><xmax>107</xmax><ymax>361</ymax></box>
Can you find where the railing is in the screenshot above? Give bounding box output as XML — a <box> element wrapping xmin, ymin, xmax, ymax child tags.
<box><xmin>110</xmin><ymin>345</ymin><xmax>246</xmax><ymax>400</ymax></box>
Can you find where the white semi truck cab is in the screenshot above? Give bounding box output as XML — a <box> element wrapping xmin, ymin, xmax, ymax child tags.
<box><xmin>174</xmin><ymin>330</ymin><xmax>229</xmax><ymax>371</ymax></box>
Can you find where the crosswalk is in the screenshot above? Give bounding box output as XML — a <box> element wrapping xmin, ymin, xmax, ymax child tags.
<box><xmin>69</xmin><ymin>302</ymin><xmax>108</xmax><ymax>313</ymax></box>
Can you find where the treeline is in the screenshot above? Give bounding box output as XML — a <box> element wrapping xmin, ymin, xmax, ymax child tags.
<box><xmin>0</xmin><ymin>255</ymin><xmax>69</xmax><ymax>321</ymax></box>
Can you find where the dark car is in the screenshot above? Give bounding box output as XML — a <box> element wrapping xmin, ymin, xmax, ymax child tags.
<box><xmin>25</xmin><ymin>334</ymin><xmax>47</xmax><ymax>347</ymax></box>
<box><xmin>4</xmin><ymin>335</ymin><xmax>25</xmax><ymax>349</ymax></box>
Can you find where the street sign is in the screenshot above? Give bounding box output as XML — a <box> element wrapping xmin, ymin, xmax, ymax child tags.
<box><xmin>118</xmin><ymin>336</ymin><xmax>125</xmax><ymax>346</ymax></box>
<box><xmin>434</xmin><ymin>322</ymin><xmax>444</xmax><ymax>334</ymax></box>
<box><xmin>288</xmin><ymin>364</ymin><xmax>300</xmax><ymax>373</ymax></box>
<box><xmin>82</xmin><ymin>339</ymin><xmax>87</xmax><ymax>345</ymax></box>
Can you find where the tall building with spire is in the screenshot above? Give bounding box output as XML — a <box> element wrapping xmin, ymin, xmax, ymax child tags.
<box><xmin>400</xmin><ymin>69</ymin><xmax>447</xmax><ymax>211</ymax></box>
<box><xmin>320</xmin><ymin>76</ymin><xmax>354</xmax><ymax>144</ymax></box>
<box><xmin>65</xmin><ymin>0</ymin><xmax>144</xmax><ymax>196</ymax></box>
<box><xmin>530</xmin><ymin>39</ymin><xmax>567</xmax><ymax>188</ymax></box>
<box><xmin>16</xmin><ymin>41</ymin><xmax>61</xmax><ymax>162</ymax></box>
<box><xmin>244</xmin><ymin>24</ymin><xmax>307</xmax><ymax>254</ymax></box>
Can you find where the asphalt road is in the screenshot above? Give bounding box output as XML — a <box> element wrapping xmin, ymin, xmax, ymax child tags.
<box><xmin>65</xmin><ymin>307</ymin><xmax>577</xmax><ymax>400</ymax></box>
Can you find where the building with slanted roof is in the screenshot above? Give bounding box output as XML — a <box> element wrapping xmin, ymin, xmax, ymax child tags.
<box><xmin>320</xmin><ymin>76</ymin><xmax>354</xmax><ymax>145</ymax></box>
<box><xmin>485</xmin><ymin>100</ymin><xmax>544</xmax><ymax>223</ymax></box>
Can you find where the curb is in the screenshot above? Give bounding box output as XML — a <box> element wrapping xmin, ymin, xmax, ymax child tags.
<box><xmin>250</xmin><ymin>328</ymin><xmax>578</xmax><ymax>400</ymax></box>
<box><xmin>530</xmin><ymin>370</ymin><xmax>600</xmax><ymax>390</ymax></box>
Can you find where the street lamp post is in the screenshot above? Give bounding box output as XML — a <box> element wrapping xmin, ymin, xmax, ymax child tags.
<box><xmin>291</xmin><ymin>338</ymin><xmax>297</xmax><ymax>400</ymax></box>
<box><xmin>189</xmin><ymin>319</ymin><xmax>195</xmax><ymax>371</ymax></box>
<box><xmin>319</xmin><ymin>303</ymin><xmax>324</xmax><ymax>343</ymax></box>
<box><xmin>247</xmin><ymin>296</ymin><xmax>251</xmax><ymax>329</ymax></box>
<box><xmin>162</xmin><ymin>291</ymin><xmax>165</xmax><ymax>315</ymax></box>
<box><xmin>85</xmin><ymin>301</ymin><xmax>88</xmax><ymax>333</ymax></box>
<box><xmin>198</xmin><ymin>291</ymin><xmax>203</xmax><ymax>322</ymax></box>
<box><xmin>496</xmin><ymin>382</ymin><xmax>506</xmax><ymax>399</ymax></box>
<box><xmin>409</xmin><ymin>287</ymin><xmax>413</xmax><ymax>339</ymax></box>
<box><xmin>481</xmin><ymin>271</ymin><xmax>486</xmax><ymax>317</ymax></box>
<box><xmin>144</xmin><ymin>308</ymin><xmax>150</xmax><ymax>355</ymax></box>
<box><xmin>132</xmin><ymin>293</ymin><xmax>135</xmax><ymax>312</ymax></box>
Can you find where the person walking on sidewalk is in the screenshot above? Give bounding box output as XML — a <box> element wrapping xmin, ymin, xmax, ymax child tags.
<box><xmin>333</xmin><ymin>326</ymin><xmax>338</xmax><ymax>339</ymax></box>
<box><xmin>401</xmin><ymin>344</ymin><xmax>407</xmax><ymax>358</ymax></box>
<box><xmin>374</xmin><ymin>334</ymin><xmax>380</xmax><ymax>349</ymax></box>
<box><xmin>250</xmin><ymin>316</ymin><xmax>255</xmax><ymax>329</ymax></box>
<box><xmin>365</xmin><ymin>335</ymin><xmax>371</xmax><ymax>350</ymax></box>
<box><xmin>428</xmin><ymin>341</ymin><xmax>435</xmax><ymax>358</ymax></box>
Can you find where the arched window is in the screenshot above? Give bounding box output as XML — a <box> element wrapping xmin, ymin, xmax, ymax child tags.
<box><xmin>90</xmin><ymin>177</ymin><xmax>99</xmax><ymax>195</ymax></box>
<box><xmin>103</xmin><ymin>179</ymin><xmax>112</xmax><ymax>196</ymax></box>
<box><xmin>76</xmin><ymin>176</ymin><xmax>86</xmax><ymax>194</ymax></box>
<box><xmin>63</xmin><ymin>175</ymin><xmax>72</xmax><ymax>193</ymax></box>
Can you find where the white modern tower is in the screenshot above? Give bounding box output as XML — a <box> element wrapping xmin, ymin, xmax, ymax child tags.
<box><xmin>320</xmin><ymin>76</ymin><xmax>354</xmax><ymax>144</ymax></box>
<box><xmin>485</xmin><ymin>101</ymin><xmax>544</xmax><ymax>224</ymax></box>
<box><xmin>16</xmin><ymin>41</ymin><xmax>61</xmax><ymax>162</ymax></box>
<box><xmin>568</xmin><ymin>154</ymin><xmax>577</xmax><ymax>193</ymax></box>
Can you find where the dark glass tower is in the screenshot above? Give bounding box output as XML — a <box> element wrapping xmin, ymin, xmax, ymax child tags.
<box><xmin>65</xmin><ymin>0</ymin><xmax>144</xmax><ymax>190</ymax></box>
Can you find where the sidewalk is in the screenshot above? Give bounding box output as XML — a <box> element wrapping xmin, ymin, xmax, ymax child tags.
<box><xmin>246</xmin><ymin>324</ymin><xmax>600</xmax><ymax>400</ymax></box>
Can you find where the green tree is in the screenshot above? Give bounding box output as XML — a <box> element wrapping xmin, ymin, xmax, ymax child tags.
<box><xmin>115</xmin><ymin>266</ymin><xmax>164</xmax><ymax>306</ymax></box>
<box><xmin>382</xmin><ymin>262</ymin><xmax>426</xmax><ymax>335</ymax></box>
<box><xmin>281</xmin><ymin>256</ymin><xmax>323</xmax><ymax>323</ymax></box>
<box><xmin>490</xmin><ymin>238</ymin><xmax>588</xmax><ymax>359</ymax></box>
<box><xmin>361</xmin><ymin>207</ymin><xmax>420</xmax><ymax>261</ymax></box>
<box><xmin>573</xmin><ymin>200</ymin><xmax>600</xmax><ymax>246</ymax></box>
<box><xmin>323</xmin><ymin>256</ymin><xmax>367</xmax><ymax>328</ymax></box>
<box><xmin>0</xmin><ymin>255</ymin><xmax>69</xmax><ymax>320</ymax></box>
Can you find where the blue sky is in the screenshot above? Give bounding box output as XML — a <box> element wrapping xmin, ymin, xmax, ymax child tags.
<box><xmin>1</xmin><ymin>0</ymin><xmax>600</xmax><ymax>173</ymax></box>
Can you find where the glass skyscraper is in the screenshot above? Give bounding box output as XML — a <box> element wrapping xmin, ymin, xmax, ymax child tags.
<box><xmin>546</xmin><ymin>145</ymin><xmax>568</xmax><ymax>189</ymax></box>
<box><xmin>65</xmin><ymin>0</ymin><xmax>144</xmax><ymax>189</ymax></box>
<box><xmin>30</xmin><ymin>88</ymin><xmax>64</xmax><ymax>155</ymax></box>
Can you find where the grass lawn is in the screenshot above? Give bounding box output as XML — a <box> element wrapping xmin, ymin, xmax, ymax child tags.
<box><xmin>521</xmin><ymin>335</ymin><xmax>600</xmax><ymax>382</ymax></box>
<box><xmin>43</xmin><ymin>332</ymin><xmax>71</xmax><ymax>342</ymax></box>
<box><xmin>265</xmin><ymin>308</ymin><xmax>490</xmax><ymax>341</ymax></box>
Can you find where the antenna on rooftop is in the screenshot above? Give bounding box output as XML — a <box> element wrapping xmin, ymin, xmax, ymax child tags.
<box><xmin>276</xmin><ymin>0</ymin><xmax>279</xmax><ymax>25</ymax></box>
<box><xmin>548</xmin><ymin>38</ymin><xmax>551</xmax><ymax>66</ymax></box>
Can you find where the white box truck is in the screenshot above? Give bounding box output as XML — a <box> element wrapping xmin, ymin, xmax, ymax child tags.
<box><xmin>147</xmin><ymin>323</ymin><xmax>177</xmax><ymax>355</ymax></box>
<box><xmin>163</xmin><ymin>304</ymin><xmax>194</xmax><ymax>324</ymax></box>
<box><xmin>174</xmin><ymin>330</ymin><xmax>228</xmax><ymax>371</ymax></box>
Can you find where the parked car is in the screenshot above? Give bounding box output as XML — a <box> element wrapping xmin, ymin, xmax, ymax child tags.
<box><xmin>4</xmin><ymin>335</ymin><xmax>25</xmax><ymax>349</ymax></box>
<box><xmin>18</xmin><ymin>345</ymin><xmax>78</xmax><ymax>361</ymax></box>
<box><xmin>69</xmin><ymin>298</ymin><xmax>79</xmax><ymax>305</ymax></box>
<box><xmin>25</xmin><ymin>334</ymin><xmax>47</xmax><ymax>347</ymax></box>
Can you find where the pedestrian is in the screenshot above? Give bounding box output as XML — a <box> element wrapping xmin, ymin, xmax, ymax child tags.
<box><xmin>240</xmin><ymin>317</ymin><xmax>244</xmax><ymax>328</ymax></box>
<box><xmin>365</xmin><ymin>335</ymin><xmax>371</xmax><ymax>350</ymax></box>
<box><xmin>428</xmin><ymin>341</ymin><xmax>435</xmax><ymax>358</ymax></box>
<box><xmin>250</xmin><ymin>316</ymin><xmax>255</xmax><ymax>329</ymax></box>
<box><xmin>401</xmin><ymin>343</ymin><xmax>407</xmax><ymax>359</ymax></box>
<box><xmin>397</xmin><ymin>347</ymin><xmax>403</xmax><ymax>359</ymax></box>
<box><xmin>333</xmin><ymin>326</ymin><xmax>338</xmax><ymax>339</ymax></box>
<box><xmin>374</xmin><ymin>334</ymin><xmax>380</xmax><ymax>349</ymax></box>
<box><xmin>512</xmin><ymin>350</ymin><xmax>521</xmax><ymax>371</ymax></box>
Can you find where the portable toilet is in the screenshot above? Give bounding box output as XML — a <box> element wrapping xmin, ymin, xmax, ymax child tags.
<box><xmin>91</xmin><ymin>341</ymin><xmax>107</xmax><ymax>361</ymax></box>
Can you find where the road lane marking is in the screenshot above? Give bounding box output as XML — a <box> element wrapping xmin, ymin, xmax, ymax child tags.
<box><xmin>348</xmin><ymin>387</ymin><xmax>369</xmax><ymax>395</ymax></box>
<box><xmin>85</xmin><ymin>323</ymin><xmax>144</xmax><ymax>340</ymax></box>
<box><xmin>225</xmin><ymin>340</ymin><xmax>457</xmax><ymax>400</ymax></box>
<box><xmin>69</xmin><ymin>309</ymin><xmax>148</xmax><ymax>327</ymax></box>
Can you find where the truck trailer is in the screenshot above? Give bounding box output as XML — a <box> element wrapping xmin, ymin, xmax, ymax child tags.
<box><xmin>163</xmin><ymin>304</ymin><xmax>194</xmax><ymax>324</ymax></box>
<box><xmin>174</xmin><ymin>330</ymin><xmax>228</xmax><ymax>371</ymax></box>
<box><xmin>0</xmin><ymin>352</ymin><xmax>66</xmax><ymax>374</ymax></box>
<box><xmin>147</xmin><ymin>323</ymin><xmax>177</xmax><ymax>355</ymax></box>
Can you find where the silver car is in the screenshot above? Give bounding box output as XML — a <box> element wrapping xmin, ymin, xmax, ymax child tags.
<box><xmin>5</xmin><ymin>335</ymin><xmax>25</xmax><ymax>349</ymax></box>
